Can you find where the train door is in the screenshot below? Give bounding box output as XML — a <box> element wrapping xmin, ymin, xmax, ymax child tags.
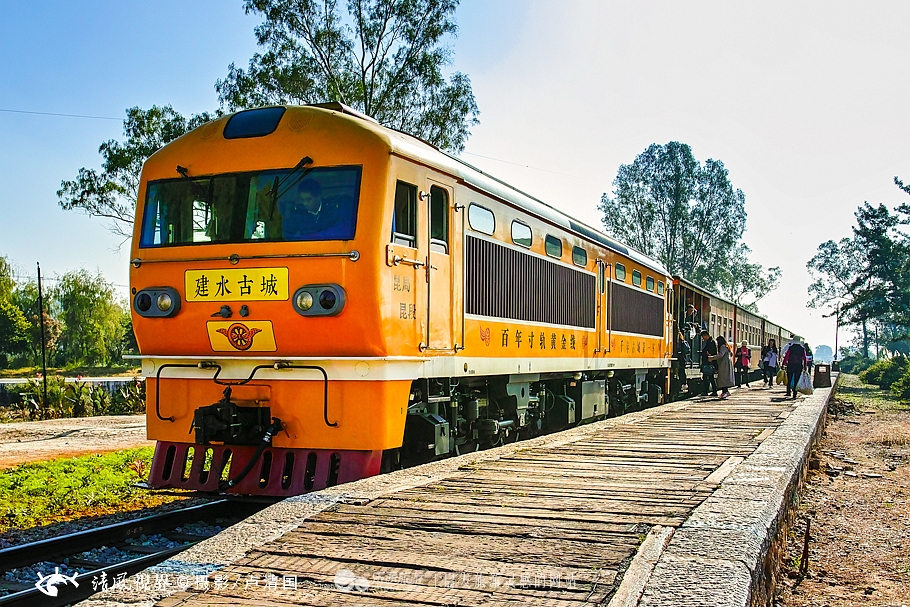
<box><xmin>423</xmin><ymin>179</ymin><xmax>456</xmax><ymax>351</ymax></box>
<box><xmin>595</xmin><ymin>259</ymin><xmax>611</xmax><ymax>355</ymax></box>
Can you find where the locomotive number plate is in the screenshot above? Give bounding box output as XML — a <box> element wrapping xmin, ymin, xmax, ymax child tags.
<box><xmin>185</xmin><ymin>267</ymin><xmax>289</xmax><ymax>302</ymax></box>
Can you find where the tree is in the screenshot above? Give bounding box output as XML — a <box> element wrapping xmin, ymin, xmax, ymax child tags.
<box><xmin>216</xmin><ymin>0</ymin><xmax>479</xmax><ymax>152</ymax></box>
<box><xmin>58</xmin><ymin>106</ymin><xmax>215</xmax><ymax>238</ymax></box>
<box><xmin>11</xmin><ymin>281</ymin><xmax>60</xmax><ymax>367</ymax></box>
<box><xmin>599</xmin><ymin>142</ymin><xmax>763</xmax><ymax>300</ymax></box>
<box><xmin>0</xmin><ymin>256</ymin><xmax>14</xmax><ymax>300</ymax></box>
<box><xmin>0</xmin><ymin>299</ymin><xmax>30</xmax><ymax>363</ymax></box>
<box><xmin>807</xmin><ymin>178</ymin><xmax>910</xmax><ymax>358</ymax></box>
<box><xmin>715</xmin><ymin>246</ymin><xmax>781</xmax><ymax>311</ymax></box>
<box><xmin>53</xmin><ymin>270</ymin><xmax>128</xmax><ymax>366</ymax></box>
<box><xmin>807</xmin><ymin>237</ymin><xmax>872</xmax><ymax>356</ymax></box>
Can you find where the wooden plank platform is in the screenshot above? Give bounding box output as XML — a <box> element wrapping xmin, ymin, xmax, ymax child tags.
<box><xmin>159</xmin><ymin>387</ymin><xmax>797</xmax><ymax>607</ymax></box>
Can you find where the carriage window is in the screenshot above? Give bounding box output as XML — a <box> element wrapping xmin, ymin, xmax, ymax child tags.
<box><xmin>632</xmin><ymin>270</ymin><xmax>642</xmax><ymax>286</ymax></box>
<box><xmin>392</xmin><ymin>181</ymin><xmax>417</xmax><ymax>247</ymax></box>
<box><xmin>657</xmin><ymin>281</ymin><xmax>664</xmax><ymax>295</ymax></box>
<box><xmin>545</xmin><ymin>235</ymin><xmax>562</xmax><ymax>258</ymax></box>
<box><xmin>511</xmin><ymin>221</ymin><xmax>532</xmax><ymax>247</ymax></box>
<box><xmin>572</xmin><ymin>246</ymin><xmax>587</xmax><ymax>267</ymax></box>
<box><xmin>597</xmin><ymin>262</ymin><xmax>605</xmax><ymax>294</ymax></box>
<box><xmin>646</xmin><ymin>276</ymin><xmax>654</xmax><ymax>291</ymax></box>
<box><xmin>615</xmin><ymin>263</ymin><xmax>626</xmax><ymax>281</ymax></box>
<box><xmin>429</xmin><ymin>186</ymin><xmax>448</xmax><ymax>253</ymax></box>
<box><xmin>468</xmin><ymin>203</ymin><xmax>495</xmax><ymax>234</ymax></box>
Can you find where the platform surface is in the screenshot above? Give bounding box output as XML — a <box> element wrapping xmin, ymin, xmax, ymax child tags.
<box><xmin>151</xmin><ymin>382</ymin><xmax>817</xmax><ymax>607</ymax></box>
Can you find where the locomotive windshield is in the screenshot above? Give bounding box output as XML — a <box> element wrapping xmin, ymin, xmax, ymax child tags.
<box><xmin>139</xmin><ymin>166</ymin><xmax>361</xmax><ymax>247</ymax></box>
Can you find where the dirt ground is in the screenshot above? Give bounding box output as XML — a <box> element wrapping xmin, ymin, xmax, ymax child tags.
<box><xmin>776</xmin><ymin>374</ymin><xmax>910</xmax><ymax>607</ymax></box>
<box><xmin>0</xmin><ymin>415</ymin><xmax>153</xmax><ymax>469</ymax></box>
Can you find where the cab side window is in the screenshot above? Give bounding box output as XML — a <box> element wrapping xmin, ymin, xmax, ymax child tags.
<box><xmin>430</xmin><ymin>186</ymin><xmax>449</xmax><ymax>253</ymax></box>
<box><xmin>392</xmin><ymin>181</ymin><xmax>417</xmax><ymax>247</ymax></box>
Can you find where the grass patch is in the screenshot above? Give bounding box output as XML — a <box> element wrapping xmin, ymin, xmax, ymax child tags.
<box><xmin>0</xmin><ymin>447</ymin><xmax>179</xmax><ymax>534</ymax></box>
<box><xmin>834</xmin><ymin>373</ymin><xmax>906</xmax><ymax>413</ymax></box>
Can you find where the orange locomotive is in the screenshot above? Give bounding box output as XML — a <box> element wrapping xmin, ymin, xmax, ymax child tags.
<box><xmin>131</xmin><ymin>104</ymin><xmax>674</xmax><ymax>496</ymax></box>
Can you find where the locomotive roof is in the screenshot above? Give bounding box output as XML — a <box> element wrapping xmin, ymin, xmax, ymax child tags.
<box><xmin>291</xmin><ymin>104</ymin><xmax>670</xmax><ymax>276</ymax></box>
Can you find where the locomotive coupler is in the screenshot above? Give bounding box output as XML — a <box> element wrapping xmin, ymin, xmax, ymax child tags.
<box><xmin>192</xmin><ymin>386</ymin><xmax>272</xmax><ymax>446</ymax></box>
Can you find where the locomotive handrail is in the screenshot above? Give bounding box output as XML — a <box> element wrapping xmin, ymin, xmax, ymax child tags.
<box><xmin>391</xmin><ymin>255</ymin><xmax>425</xmax><ymax>267</ymax></box>
<box><xmin>152</xmin><ymin>361</ymin><xmax>335</xmax><ymax>427</ymax></box>
<box><xmin>131</xmin><ymin>250</ymin><xmax>360</xmax><ymax>267</ymax></box>
<box><xmin>273</xmin><ymin>362</ymin><xmax>335</xmax><ymax>427</ymax></box>
<box><xmin>154</xmin><ymin>362</ymin><xmax>219</xmax><ymax>422</ymax></box>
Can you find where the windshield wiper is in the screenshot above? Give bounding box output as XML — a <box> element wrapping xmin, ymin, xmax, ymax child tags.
<box><xmin>273</xmin><ymin>156</ymin><xmax>314</xmax><ymax>200</ymax></box>
<box><xmin>267</xmin><ymin>156</ymin><xmax>314</xmax><ymax>219</ymax></box>
<box><xmin>175</xmin><ymin>165</ymin><xmax>210</xmax><ymax>202</ymax></box>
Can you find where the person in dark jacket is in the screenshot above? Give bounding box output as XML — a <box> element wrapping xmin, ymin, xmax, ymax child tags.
<box><xmin>783</xmin><ymin>340</ymin><xmax>807</xmax><ymax>399</ymax></box>
<box><xmin>700</xmin><ymin>330</ymin><xmax>718</xmax><ymax>397</ymax></box>
<box><xmin>761</xmin><ymin>338</ymin><xmax>779</xmax><ymax>387</ymax></box>
<box><xmin>675</xmin><ymin>331</ymin><xmax>691</xmax><ymax>393</ymax></box>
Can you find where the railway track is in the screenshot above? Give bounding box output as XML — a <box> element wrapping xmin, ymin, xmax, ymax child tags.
<box><xmin>0</xmin><ymin>499</ymin><xmax>267</xmax><ymax>607</ymax></box>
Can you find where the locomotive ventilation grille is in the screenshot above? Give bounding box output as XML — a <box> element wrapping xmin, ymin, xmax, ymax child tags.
<box><xmin>466</xmin><ymin>236</ymin><xmax>596</xmax><ymax>328</ymax></box>
<box><xmin>611</xmin><ymin>282</ymin><xmax>664</xmax><ymax>337</ymax></box>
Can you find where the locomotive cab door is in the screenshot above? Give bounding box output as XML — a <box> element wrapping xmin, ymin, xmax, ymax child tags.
<box><xmin>595</xmin><ymin>259</ymin><xmax>611</xmax><ymax>355</ymax></box>
<box><xmin>423</xmin><ymin>179</ymin><xmax>457</xmax><ymax>351</ymax></box>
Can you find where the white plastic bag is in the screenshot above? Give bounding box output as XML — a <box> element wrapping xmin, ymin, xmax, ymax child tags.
<box><xmin>797</xmin><ymin>371</ymin><xmax>814</xmax><ymax>395</ymax></box>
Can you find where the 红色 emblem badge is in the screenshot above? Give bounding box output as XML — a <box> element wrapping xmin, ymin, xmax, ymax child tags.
<box><xmin>216</xmin><ymin>323</ymin><xmax>263</xmax><ymax>351</ymax></box>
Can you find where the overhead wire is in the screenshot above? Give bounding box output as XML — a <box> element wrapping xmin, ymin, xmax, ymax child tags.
<box><xmin>0</xmin><ymin>108</ymin><xmax>121</xmax><ymax>121</ymax></box>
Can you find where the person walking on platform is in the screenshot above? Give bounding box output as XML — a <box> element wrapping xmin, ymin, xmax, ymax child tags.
<box><xmin>700</xmin><ymin>330</ymin><xmax>718</xmax><ymax>397</ymax></box>
<box><xmin>761</xmin><ymin>338</ymin><xmax>779</xmax><ymax>387</ymax></box>
<box><xmin>783</xmin><ymin>339</ymin><xmax>807</xmax><ymax>399</ymax></box>
<box><xmin>805</xmin><ymin>343</ymin><xmax>814</xmax><ymax>376</ymax></box>
<box><xmin>709</xmin><ymin>336</ymin><xmax>735</xmax><ymax>399</ymax></box>
<box><xmin>734</xmin><ymin>340</ymin><xmax>751</xmax><ymax>388</ymax></box>
<box><xmin>781</xmin><ymin>334</ymin><xmax>796</xmax><ymax>360</ymax></box>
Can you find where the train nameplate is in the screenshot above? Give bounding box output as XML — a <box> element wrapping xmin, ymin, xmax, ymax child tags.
<box><xmin>185</xmin><ymin>267</ymin><xmax>289</xmax><ymax>302</ymax></box>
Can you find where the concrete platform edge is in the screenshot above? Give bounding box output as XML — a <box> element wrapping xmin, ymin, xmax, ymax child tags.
<box><xmin>638</xmin><ymin>378</ymin><xmax>836</xmax><ymax>607</ymax></box>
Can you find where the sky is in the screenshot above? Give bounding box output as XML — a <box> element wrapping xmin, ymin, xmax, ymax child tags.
<box><xmin>1</xmin><ymin>0</ymin><xmax>909</xmax><ymax>351</ymax></box>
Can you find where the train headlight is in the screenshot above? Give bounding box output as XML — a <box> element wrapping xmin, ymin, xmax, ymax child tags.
<box><xmin>319</xmin><ymin>289</ymin><xmax>336</xmax><ymax>310</ymax></box>
<box><xmin>156</xmin><ymin>293</ymin><xmax>173</xmax><ymax>312</ymax></box>
<box><xmin>134</xmin><ymin>287</ymin><xmax>181</xmax><ymax>318</ymax></box>
<box><xmin>296</xmin><ymin>290</ymin><xmax>314</xmax><ymax>311</ymax></box>
<box><xmin>136</xmin><ymin>293</ymin><xmax>152</xmax><ymax>312</ymax></box>
<box><xmin>293</xmin><ymin>284</ymin><xmax>345</xmax><ymax>317</ymax></box>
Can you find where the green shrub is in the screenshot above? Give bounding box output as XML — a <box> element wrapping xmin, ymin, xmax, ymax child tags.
<box><xmin>858</xmin><ymin>356</ymin><xmax>909</xmax><ymax>389</ymax></box>
<box><xmin>890</xmin><ymin>365</ymin><xmax>910</xmax><ymax>404</ymax></box>
<box><xmin>1</xmin><ymin>378</ymin><xmax>145</xmax><ymax>421</ymax></box>
<box><xmin>839</xmin><ymin>353</ymin><xmax>874</xmax><ymax>374</ymax></box>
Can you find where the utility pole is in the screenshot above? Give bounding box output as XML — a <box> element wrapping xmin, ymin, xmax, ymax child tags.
<box><xmin>834</xmin><ymin>304</ymin><xmax>839</xmax><ymax>362</ymax></box>
<box><xmin>36</xmin><ymin>263</ymin><xmax>48</xmax><ymax>408</ymax></box>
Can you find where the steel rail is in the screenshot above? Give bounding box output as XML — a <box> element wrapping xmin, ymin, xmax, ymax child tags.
<box><xmin>0</xmin><ymin>499</ymin><xmax>265</xmax><ymax>607</ymax></box>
